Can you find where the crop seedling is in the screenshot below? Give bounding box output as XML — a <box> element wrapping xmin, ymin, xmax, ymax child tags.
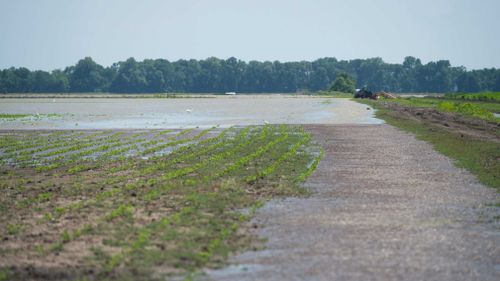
<box><xmin>0</xmin><ymin>126</ymin><xmax>322</xmax><ymax>280</ymax></box>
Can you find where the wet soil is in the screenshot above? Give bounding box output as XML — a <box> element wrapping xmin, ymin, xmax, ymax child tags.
<box><xmin>206</xmin><ymin>124</ymin><xmax>500</xmax><ymax>281</ymax></box>
<box><xmin>380</xmin><ymin>102</ymin><xmax>500</xmax><ymax>142</ymax></box>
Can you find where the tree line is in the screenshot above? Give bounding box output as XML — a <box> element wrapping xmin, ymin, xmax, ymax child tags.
<box><xmin>0</xmin><ymin>56</ymin><xmax>499</xmax><ymax>93</ymax></box>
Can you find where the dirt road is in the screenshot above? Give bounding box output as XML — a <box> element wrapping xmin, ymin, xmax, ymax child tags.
<box><xmin>206</xmin><ymin>124</ymin><xmax>499</xmax><ymax>280</ymax></box>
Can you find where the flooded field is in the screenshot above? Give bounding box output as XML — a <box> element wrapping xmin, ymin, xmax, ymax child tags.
<box><xmin>0</xmin><ymin>125</ymin><xmax>322</xmax><ymax>280</ymax></box>
<box><xmin>0</xmin><ymin>96</ymin><xmax>382</xmax><ymax>129</ymax></box>
<box><xmin>0</xmin><ymin>95</ymin><xmax>379</xmax><ymax>279</ymax></box>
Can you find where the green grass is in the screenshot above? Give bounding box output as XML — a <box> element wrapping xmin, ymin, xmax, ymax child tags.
<box><xmin>0</xmin><ymin>268</ymin><xmax>11</xmax><ymax>281</ymax></box>
<box><xmin>0</xmin><ymin>126</ymin><xmax>321</xmax><ymax>280</ymax></box>
<box><xmin>0</xmin><ymin>114</ymin><xmax>31</xmax><ymax>119</ymax></box>
<box><xmin>360</xmin><ymin>100</ymin><xmax>500</xmax><ymax>189</ymax></box>
<box><xmin>380</xmin><ymin>97</ymin><xmax>500</xmax><ymax>121</ymax></box>
<box><xmin>436</xmin><ymin>101</ymin><xmax>495</xmax><ymax>120</ymax></box>
<box><xmin>0</xmin><ymin>113</ymin><xmax>62</xmax><ymax>119</ymax></box>
<box><xmin>444</xmin><ymin>92</ymin><xmax>500</xmax><ymax>102</ymax></box>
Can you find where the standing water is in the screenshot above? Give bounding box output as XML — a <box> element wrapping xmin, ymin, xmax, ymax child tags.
<box><xmin>0</xmin><ymin>96</ymin><xmax>383</xmax><ymax>129</ymax></box>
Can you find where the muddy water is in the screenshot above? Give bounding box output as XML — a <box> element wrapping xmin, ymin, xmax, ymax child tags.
<box><xmin>0</xmin><ymin>96</ymin><xmax>382</xmax><ymax>129</ymax></box>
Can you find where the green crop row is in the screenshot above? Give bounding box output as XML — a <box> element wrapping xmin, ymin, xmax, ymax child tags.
<box><xmin>213</xmin><ymin>126</ymin><xmax>289</xmax><ymax>179</ymax></box>
<box><xmin>246</xmin><ymin>133</ymin><xmax>311</xmax><ymax>183</ymax></box>
<box><xmin>0</xmin><ymin>126</ymin><xmax>322</xmax><ymax>281</ymax></box>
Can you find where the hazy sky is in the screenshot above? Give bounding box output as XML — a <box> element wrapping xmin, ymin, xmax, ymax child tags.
<box><xmin>1</xmin><ymin>0</ymin><xmax>499</xmax><ymax>71</ymax></box>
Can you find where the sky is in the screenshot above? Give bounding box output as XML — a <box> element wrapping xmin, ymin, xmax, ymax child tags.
<box><xmin>1</xmin><ymin>0</ymin><xmax>499</xmax><ymax>71</ymax></box>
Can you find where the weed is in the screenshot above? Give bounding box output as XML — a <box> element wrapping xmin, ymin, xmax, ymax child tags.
<box><xmin>437</xmin><ymin>101</ymin><xmax>494</xmax><ymax>120</ymax></box>
<box><xmin>0</xmin><ymin>268</ymin><xmax>12</xmax><ymax>281</ymax></box>
<box><xmin>7</xmin><ymin>223</ymin><xmax>22</xmax><ymax>235</ymax></box>
<box><xmin>106</xmin><ymin>204</ymin><xmax>135</xmax><ymax>221</ymax></box>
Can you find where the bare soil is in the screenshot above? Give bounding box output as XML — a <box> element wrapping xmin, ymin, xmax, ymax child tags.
<box><xmin>206</xmin><ymin>124</ymin><xmax>500</xmax><ymax>281</ymax></box>
<box><xmin>380</xmin><ymin>102</ymin><xmax>500</xmax><ymax>142</ymax></box>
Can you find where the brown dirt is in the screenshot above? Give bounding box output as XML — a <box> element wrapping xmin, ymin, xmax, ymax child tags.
<box><xmin>206</xmin><ymin>124</ymin><xmax>500</xmax><ymax>281</ymax></box>
<box><xmin>380</xmin><ymin>102</ymin><xmax>500</xmax><ymax>142</ymax></box>
<box><xmin>0</xmin><ymin>129</ymin><xmax>206</xmax><ymax>279</ymax></box>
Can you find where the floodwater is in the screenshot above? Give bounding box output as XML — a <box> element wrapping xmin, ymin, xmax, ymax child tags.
<box><xmin>0</xmin><ymin>96</ymin><xmax>383</xmax><ymax>129</ymax></box>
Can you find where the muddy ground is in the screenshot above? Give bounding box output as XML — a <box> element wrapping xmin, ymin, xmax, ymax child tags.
<box><xmin>206</xmin><ymin>124</ymin><xmax>499</xmax><ymax>281</ymax></box>
<box><xmin>379</xmin><ymin>101</ymin><xmax>500</xmax><ymax>142</ymax></box>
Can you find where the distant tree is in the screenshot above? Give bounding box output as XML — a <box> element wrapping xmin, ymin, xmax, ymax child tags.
<box><xmin>494</xmin><ymin>71</ymin><xmax>500</xmax><ymax>91</ymax></box>
<box><xmin>456</xmin><ymin>72</ymin><xmax>481</xmax><ymax>92</ymax></box>
<box><xmin>110</xmin><ymin>58</ymin><xmax>149</xmax><ymax>93</ymax></box>
<box><xmin>30</xmin><ymin>71</ymin><xmax>54</xmax><ymax>92</ymax></box>
<box><xmin>1</xmin><ymin>56</ymin><xmax>499</xmax><ymax>94</ymax></box>
<box><xmin>403</xmin><ymin>56</ymin><xmax>422</xmax><ymax>69</ymax></box>
<box><xmin>67</xmin><ymin>57</ymin><xmax>107</xmax><ymax>92</ymax></box>
<box><xmin>51</xmin><ymin>70</ymin><xmax>69</xmax><ymax>92</ymax></box>
<box><xmin>329</xmin><ymin>73</ymin><xmax>356</xmax><ymax>93</ymax></box>
<box><xmin>222</xmin><ymin>57</ymin><xmax>245</xmax><ymax>92</ymax></box>
<box><xmin>0</xmin><ymin>68</ymin><xmax>20</xmax><ymax>93</ymax></box>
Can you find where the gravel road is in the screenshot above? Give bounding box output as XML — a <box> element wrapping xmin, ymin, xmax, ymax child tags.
<box><xmin>206</xmin><ymin>124</ymin><xmax>499</xmax><ymax>281</ymax></box>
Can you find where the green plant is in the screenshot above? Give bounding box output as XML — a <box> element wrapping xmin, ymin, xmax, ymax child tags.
<box><xmin>444</xmin><ymin>92</ymin><xmax>500</xmax><ymax>102</ymax></box>
<box><xmin>7</xmin><ymin>223</ymin><xmax>23</xmax><ymax>235</ymax></box>
<box><xmin>329</xmin><ymin>73</ymin><xmax>356</xmax><ymax>94</ymax></box>
<box><xmin>437</xmin><ymin>101</ymin><xmax>494</xmax><ymax>120</ymax></box>
<box><xmin>0</xmin><ymin>125</ymin><xmax>323</xmax><ymax>280</ymax></box>
<box><xmin>0</xmin><ymin>268</ymin><xmax>12</xmax><ymax>281</ymax></box>
<box><xmin>0</xmin><ymin>114</ymin><xmax>31</xmax><ymax>119</ymax></box>
<box><xmin>381</xmin><ymin>97</ymin><xmax>498</xmax><ymax>122</ymax></box>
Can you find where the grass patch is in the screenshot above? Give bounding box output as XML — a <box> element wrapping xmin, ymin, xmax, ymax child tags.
<box><xmin>0</xmin><ymin>113</ymin><xmax>62</xmax><ymax>119</ymax></box>
<box><xmin>0</xmin><ymin>268</ymin><xmax>12</xmax><ymax>281</ymax></box>
<box><xmin>379</xmin><ymin>96</ymin><xmax>500</xmax><ymax>122</ymax></box>
<box><xmin>0</xmin><ymin>114</ymin><xmax>31</xmax><ymax>119</ymax></box>
<box><xmin>437</xmin><ymin>101</ymin><xmax>495</xmax><ymax>121</ymax></box>
<box><xmin>444</xmin><ymin>92</ymin><xmax>500</xmax><ymax>102</ymax></box>
<box><xmin>360</xmin><ymin>100</ymin><xmax>500</xmax><ymax>189</ymax></box>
